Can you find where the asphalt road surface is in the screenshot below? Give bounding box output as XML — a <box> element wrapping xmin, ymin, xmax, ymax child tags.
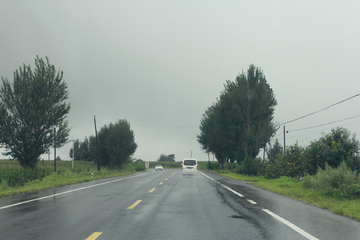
<box><xmin>1</xmin><ymin>169</ymin><xmax>360</xmax><ymax>240</ymax></box>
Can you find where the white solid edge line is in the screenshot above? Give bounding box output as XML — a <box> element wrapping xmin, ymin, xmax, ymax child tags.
<box><xmin>202</xmin><ymin>172</ymin><xmax>244</xmax><ymax>197</ymax></box>
<box><xmin>0</xmin><ymin>172</ymin><xmax>147</xmax><ymax>210</ymax></box>
<box><xmin>262</xmin><ymin>209</ymin><xmax>319</xmax><ymax>240</ymax></box>
<box><xmin>220</xmin><ymin>183</ymin><xmax>244</xmax><ymax>197</ymax></box>
<box><xmin>201</xmin><ymin>172</ymin><xmax>319</xmax><ymax>240</ymax></box>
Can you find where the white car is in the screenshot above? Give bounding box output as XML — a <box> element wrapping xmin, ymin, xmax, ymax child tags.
<box><xmin>181</xmin><ymin>158</ymin><xmax>198</xmax><ymax>176</ymax></box>
<box><xmin>155</xmin><ymin>164</ymin><xmax>163</xmax><ymax>171</ymax></box>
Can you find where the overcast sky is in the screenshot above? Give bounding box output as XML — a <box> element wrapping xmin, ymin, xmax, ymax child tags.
<box><xmin>1</xmin><ymin>1</ymin><xmax>360</xmax><ymax>162</ymax></box>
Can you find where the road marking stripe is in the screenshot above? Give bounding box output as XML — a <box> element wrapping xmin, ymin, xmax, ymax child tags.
<box><xmin>149</xmin><ymin>188</ymin><xmax>156</xmax><ymax>193</ymax></box>
<box><xmin>165</xmin><ymin>178</ymin><xmax>168</xmax><ymax>180</ymax></box>
<box><xmin>127</xmin><ymin>200</ymin><xmax>142</xmax><ymax>209</ymax></box>
<box><xmin>0</xmin><ymin>173</ymin><xmax>147</xmax><ymax>211</ymax></box>
<box><xmin>202</xmin><ymin>172</ymin><xmax>244</xmax><ymax>197</ymax></box>
<box><xmin>201</xmin><ymin>172</ymin><xmax>319</xmax><ymax>240</ymax></box>
<box><xmin>247</xmin><ymin>199</ymin><xmax>257</xmax><ymax>204</ymax></box>
<box><xmin>262</xmin><ymin>209</ymin><xmax>319</xmax><ymax>240</ymax></box>
<box><xmin>220</xmin><ymin>183</ymin><xmax>244</xmax><ymax>197</ymax></box>
<box><xmin>201</xmin><ymin>172</ymin><xmax>215</xmax><ymax>181</ymax></box>
<box><xmin>86</xmin><ymin>232</ymin><xmax>103</xmax><ymax>240</ymax></box>
<box><xmin>159</xmin><ymin>182</ymin><xmax>164</xmax><ymax>185</ymax></box>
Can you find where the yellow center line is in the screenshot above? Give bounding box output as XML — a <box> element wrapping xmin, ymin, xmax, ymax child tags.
<box><xmin>127</xmin><ymin>200</ymin><xmax>142</xmax><ymax>209</ymax></box>
<box><xmin>165</xmin><ymin>178</ymin><xmax>168</xmax><ymax>181</ymax></box>
<box><xmin>149</xmin><ymin>188</ymin><xmax>156</xmax><ymax>193</ymax></box>
<box><xmin>159</xmin><ymin>182</ymin><xmax>164</xmax><ymax>185</ymax></box>
<box><xmin>86</xmin><ymin>232</ymin><xmax>103</xmax><ymax>240</ymax></box>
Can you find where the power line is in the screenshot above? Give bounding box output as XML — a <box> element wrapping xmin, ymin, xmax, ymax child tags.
<box><xmin>288</xmin><ymin>114</ymin><xmax>360</xmax><ymax>132</ymax></box>
<box><xmin>280</xmin><ymin>93</ymin><xmax>360</xmax><ymax>125</ymax></box>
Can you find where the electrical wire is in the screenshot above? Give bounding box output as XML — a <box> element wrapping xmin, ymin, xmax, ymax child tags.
<box><xmin>288</xmin><ymin>114</ymin><xmax>360</xmax><ymax>132</ymax></box>
<box><xmin>280</xmin><ymin>93</ymin><xmax>360</xmax><ymax>125</ymax></box>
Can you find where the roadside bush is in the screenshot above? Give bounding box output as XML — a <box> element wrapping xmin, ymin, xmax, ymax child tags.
<box><xmin>198</xmin><ymin>161</ymin><xmax>219</xmax><ymax>170</ymax></box>
<box><xmin>305</xmin><ymin>127</ymin><xmax>360</xmax><ymax>175</ymax></box>
<box><xmin>236</xmin><ymin>156</ymin><xmax>262</xmax><ymax>175</ymax></box>
<box><xmin>261</xmin><ymin>161</ymin><xmax>284</xmax><ymax>179</ymax></box>
<box><xmin>132</xmin><ymin>163</ymin><xmax>145</xmax><ymax>171</ymax></box>
<box><xmin>266</xmin><ymin>139</ymin><xmax>283</xmax><ymax>163</ymax></box>
<box><xmin>36</xmin><ymin>167</ymin><xmax>53</xmax><ymax>179</ymax></box>
<box><xmin>0</xmin><ymin>160</ymin><xmax>96</xmax><ymax>188</ymax></box>
<box><xmin>0</xmin><ymin>179</ymin><xmax>8</xmax><ymax>190</ymax></box>
<box><xmin>0</xmin><ymin>168</ymin><xmax>37</xmax><ymax>187</ymax></box>
<box><xmin>283</xmin><ymin>143</ymin><xmax>306</xmax><ymax>177</ymax></box>
<box><xmin>302</xmin><ymin>161</ymin><xmax>360</xmax><ymax>199</ymax></box>
<box><xmin>261</xmin><ymin>143</ymin><xmax>306</xmax><ymax>179</ymax></box>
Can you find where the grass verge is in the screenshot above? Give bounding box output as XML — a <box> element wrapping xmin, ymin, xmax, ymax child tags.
<box><xmin>206</xmin><ymin>170</ymin><xmax>360</xmax><ymax>222</ymax></box>
<box><xmin>0</xmin><ymin>160</ymin><xmax>143</xmax><ymax>198</ymax></box>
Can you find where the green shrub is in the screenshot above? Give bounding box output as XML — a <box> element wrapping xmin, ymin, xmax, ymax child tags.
<box><xmin>0</xmin><ymin>168</ymin><xmax>38</xmax><ymax>187</ymax></box>
<box><xmin>198</xmin><ymin>161</ymin><xmax>219</xmax><ymax>170</ymax></box>
<box><xmin>305</xmin><ymin>127</ymin><xmax>360</xmax><ymax>175</ymax></box>
<box><xmin>302</xmin><ymin>161</ymin><xmax>360</xmax><ymax>199</ymax></box>
<box><xmin>132</xmin><ymin>163</ymin><xmax>145</xmax><ymax>171</ymax></box>
<box><xmin>262</xmin><ymin>162</ymin><xmax>282</xmax><ymax>179</ymax></box>
<box><xmin>261</xmin><ymin>143</ymin><xmax>306</xmax><ymax>179</ymax></box>
<box><xmin>0</xmin><ymin>179</ymin><xmax>8</xmax><ymax>190</ymax></box>
<box><xmin>237</xmin><ymin>156</ymin><xmax>262</xmax><ymax>176</ymax></box>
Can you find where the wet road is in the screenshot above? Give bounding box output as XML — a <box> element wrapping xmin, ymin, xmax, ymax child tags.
<box><xmin>1</xmin><ymin>170</ymin><xmax>360</xmax><ymax>240</ymax></box>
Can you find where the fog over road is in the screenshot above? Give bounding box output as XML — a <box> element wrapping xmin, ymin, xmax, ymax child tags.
<box><xmin>1</xmin><ymin>170</ymin><xmax>360</xmax><ymax>240</ymax></box>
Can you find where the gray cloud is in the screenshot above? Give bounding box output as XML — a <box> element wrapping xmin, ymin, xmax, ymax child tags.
<box><xmin>1</xmin><ymin>1</ymin><xmax>360</xmax><ymax>161</ymax></box>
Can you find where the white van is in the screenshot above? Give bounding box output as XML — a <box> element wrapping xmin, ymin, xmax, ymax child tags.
<box><xmin>181</xmin><ymin>158</ymin><xmax>198</xmax><ymax>176</ymax></box>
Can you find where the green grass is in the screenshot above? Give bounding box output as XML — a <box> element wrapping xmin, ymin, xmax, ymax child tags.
<box><xmin>205</xmin><ymin>170</ymin><xmax>360</xmax><ymax>222</ymax></box>
<box><xmin>0</xmin><ymin>160</ymin><xmax>143</xmax><ymax>198</ymax></box>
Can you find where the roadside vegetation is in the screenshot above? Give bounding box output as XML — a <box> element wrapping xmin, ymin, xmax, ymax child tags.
<box><xmin>149</xmin><ymin>161</ymin><xmax>181</xmax><ymax>169</ymax></box>
<box><xmin>0</xmin><ymin>57</ymin><xmax>138</xmax><ymax>173</ymax></box>
<box><xmin>195</xmin><ymin>65</ymin><xmax>360</xmax><ymax>221</ymax></box>
<box><xmin>0</xmin><ymin>160</ymin><xmax>145</xmax><ymax>198</ymax></box>
<box><xmin>198</xmin><ymin>160</ymin><xmax>360</xmax><ymax>222</ymax></box>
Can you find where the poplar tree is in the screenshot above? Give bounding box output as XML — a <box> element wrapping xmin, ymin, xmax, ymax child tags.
<box><xmin>198</xmin><ymin>64</ymin><xmax>277</xmax><ymax>166</ymax></box>
<box><xmin>0</xmin><ymin>56</ymin><xmax>70</xmax><ymax>168</ymax></box>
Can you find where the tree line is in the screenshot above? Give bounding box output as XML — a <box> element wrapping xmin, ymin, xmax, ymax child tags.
<box><xmin>197</xmin><ymin>64</ymin><xmax>360</xmax><ymax>178</ymax></box>
<box><xmin>0</xmin><ymin>56</ymin><xmax>137</xmax><ymax>170</ymax></box>
<box><xmin>261</xmin><ymin>127</ymin><xmax>360</xmax><ymax>179</ymax></box>
<box><xmin>157</xmin><ymin>154</ymin><xmax>175</xmax><ymax>162</ymax></box>
<box><xmin>69</xmin><ymin>119</ymin><xmax>137</xmax><ymax>169</ymax></box>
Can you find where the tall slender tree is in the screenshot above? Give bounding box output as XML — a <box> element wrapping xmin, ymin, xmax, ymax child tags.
<box><xmin>230</xmin><ymin>65</ymin><xmax>277</xmax><ymax>160</ymax></box>
<box><xmin>0</xmin><ymin>56</ymin><xmax>70</xmax><ymax>168</ymax></box>
<box><xmin>198</xmin><ymin>64</ymin><xmax>277</xmax><ymax>167</ymax></box>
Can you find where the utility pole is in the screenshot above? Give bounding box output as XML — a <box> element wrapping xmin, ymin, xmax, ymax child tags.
<box><xmin>283</xmin><ymin>125</ymin><xmax>286</xmax><ymax>153</ymax></box>
<box><xmin>54</xmin><ymin>128</ymin><xmax>56</xmax><ymax>173</ymax></box>
<box><xmin>94</xmin><ymin>116</ymin><xmax>100</xmax><ymax>171</ymax></box>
